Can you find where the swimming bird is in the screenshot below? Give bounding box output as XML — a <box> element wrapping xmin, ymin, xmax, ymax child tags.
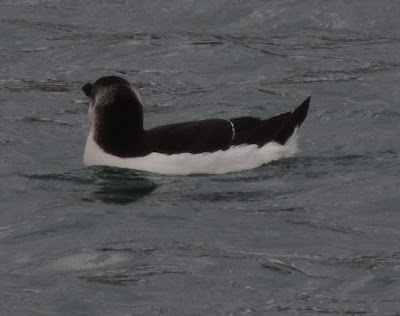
<box><xmin>82</xmin><ymin>76</ymin><xmax>310</xmax><ymax>175</ymax></box>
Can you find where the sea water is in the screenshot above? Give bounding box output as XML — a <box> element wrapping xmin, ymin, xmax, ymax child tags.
<box><xmin>1</xmin><ymin>1</ymin><xmax>399</xmax><ymax>314</ymax></box>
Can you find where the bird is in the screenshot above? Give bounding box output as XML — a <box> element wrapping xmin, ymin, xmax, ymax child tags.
<box><xmin>81</xmin><ymin>75</ymin><xmax>310</xmax><ymax>175</ymax></box>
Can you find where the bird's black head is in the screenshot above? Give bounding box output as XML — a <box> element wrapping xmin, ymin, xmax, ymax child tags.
<box><xmin>82</xmin><ymin>76</ymin><xmax>144</xmax><ymax>157</ymax></box>
<box><xmin>82</xmin><ymin>76</ymin><xmax>130</xmax><ymax>99</ymax></box>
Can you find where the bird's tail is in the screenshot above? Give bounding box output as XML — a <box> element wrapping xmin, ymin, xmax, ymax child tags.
<box><xmin>292</xmin><ymin>96</ymin><xmax>311</xmax><ymax>128</ymax></box>
<box><xmin>274</xmin><ymin>96</ymin><xmax>311</xmax><ymax>145</ymax></box>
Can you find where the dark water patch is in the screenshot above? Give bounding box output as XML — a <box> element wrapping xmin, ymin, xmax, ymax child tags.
<box><xmin>260</xmin><ymin>258</ymin><xmax>326</xmax><ymax>279</ymax></box>
<box><xmin>174</xmin><ymin>86</ymin><xmax>217</xmax><ymax>96</ymax></box>
<box><xmin>150</xmin><ymin>33</ymin><xmax>162</xmax><ymax>40</ymax></box>
<box><xmin>268</xmin><ymin>305</ymin><xmax>369</xmax><ymax>315</ymax></box>
<box><xmin>78</xmin><ymin>274</ymin><xmax>140</xmax><ymax>286</ymax></box>
<box><xmin>211</xmin><ymin>33</ymin><xmax>281</xmax><ymax>48</ymax></box>
<box><xmin>348</xmin><ymin>106</ymin><xmax>400</xmax><ymax>119</ymax></box>
<box><xmin>78</xmin><ymin>265</ymin><xmax>186</xmax><ymax>286</ymax></box>
<box><xmin>2</xmin><ymin>18</ymin><xmax>158</xmax><ymax>52</ymax></box>
<box><xmin>364</xmin><ymin>277</ymin><xmax>398</xmax><ymax>291</ymax></box>
<box><xmin>209</xmin><ymin>30</ymin><xmax>394</xmax><ymax>61</ymax></box>
<box><xmin>92</xmin><ymin>178</ymin><xmax>156</xmax><ymax>204</ymax></box>
<box><xmin>211</xmin><ymin>33</ymin><xmax>290</xmax><ymax>58</ymax></box>
<box><xmin>13</xmin><ymin>227</ymin><xmax>62</xmax><ymax>239</ymax></box>
<box><xmin>0</xmin><ymin>137</ymin><xmax>14</xmax><ymax>144</ymax></box>
<box><xmin>287</xmin><ymin>219</ymin><xmax>368</xmax><ymax>236</ymax></box>
<box><xmin>189</xmin><ymin>190</ymin><xmax>264</xmax><ymax>203</ymax></box>
<box><xmin>97</xmin><ymin>247</ymin><xmax>156</xmax><ymax>255</ymax></box>
<box><xmin>261</xmin><ymin>262</ymin><xmax>293</xmax><ymax>275</ymax></box>
<box><xmin>94</xmin><ymin>240</ymin><xmax>248</xmax><ymax>261</ymax></box>
<box><xmin>24</xmin><ymin>167</ymin><xmax>157</xmax><ymax>204</ymax></box>
<box><xmin>3</xmin><ymin>116</ymin><xmax>71</xmax><ymax>126</ymax></box>
<box><xmin>87</xmin><ymin>177</ymin><xmax>157</xmax><ymax>205</ymax></box>
<box><xmin>191</xmin><ymin>41</ymin><xmax>224</xmax><ymax>46</ymax></box>
<box><xmin>2</xmin><ymin>18</ymin><xmax>84</xmax><ymax>33</ymax></box>
<box><xmin>374</xmin><ymin>109</ymin><xmax>400</xmax><ymax>118</ymax></box>
<box><xmin>319</xmin><ymin>252</ymin><xmax>400</xmax><ymax>270</ymax></box>
<box><xmin>174</xmin><ymin>241</ymin><xmax>246</xmax><ymax>259</ymax></box>
<box><xmin>11</xmin><ymin>221</ymin><xmax>94</xmax><ymax>241</ymax></box>
<box><xmin>114</xmin><ymin>69</ymin><xmax>140</xmax><ymax>75</ymax></box>
<box><xmin>271</xmin><ymin>63</ymin><xmax>398</xmax><ymax>84</ymax></box>
<box><xmin>142</xmin><ymin>214</ymin><xmax>188</xmax><ymax>224</ymax></box>
<box><xmin>260</xmin><ymin>289</ymin><xmax>374</xmax><ymax>314</ymax></box>
<box><xmin>26</xmin><ymin>170</ymin><xmax>98</xmax><ymax>185</ymax></box>
<box><xmin>130</xmin><ymin>81</ymin><xmax>153</xmax><ymax>89</ymax></box>
<box><xmin>95</xmin><ymin>240</ymin><xmax>158</xmax><ymax>257</ymax></box>
<box><xmin>256</xmin><ymin>88</ymin><xmax>281</xmax><ymax>96</ymax></box>
<box><xmin>256</xmin><ymin>28</ymin><xmax>400</xmax><ymax>55</ymax></box>
<box><xmin>58</xmin><ymin>108</ymin><xmax>87</xmax><ymax>115</ymax></box>
<box><xmin>260</xmin><ymin>48</ymin><xmax>289</xmax><ymax>57</ymax></box>
<box><xmin>2</xmin><ymin>78</ymin><xmax>80</xmax><ymax>93</ymax></box>
<box><xmin>286</xmin><ymin>152</ymin><xmax>394</xmax><ymax>176</ymax></box>
<box><xmin>171</xmin><ymin>243</ymin><xmax>323</xmax><ymax>280</ymax></box>
<box><xmin>2</xmin><ymin>18</ymin><xmax>152</xmax><ymax>40</ymax></box>
<box><xmin>46</xmin><ymin>31</ymin><xmax>154</xmax><ymax>43</ymax></box>
<box><xmin>253</xmin><ymin>206</ymin><xmax>307</xmax><ymax>213</ymax></box>
<box><xmin>304</xmin><ymin>28</ymin><xmax>400</xmax><ymax>49</ymax></box>
<box><xmin>140</xmin><ymin>83</ymin><xmax>219</xmax><ymax>108</ymax></box>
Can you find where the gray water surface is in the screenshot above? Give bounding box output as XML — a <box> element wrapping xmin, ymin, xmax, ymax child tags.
<box><xmin>1</xmin><ymin>1</ymin><xmax>400</xmax><ymax>315</ymax></box>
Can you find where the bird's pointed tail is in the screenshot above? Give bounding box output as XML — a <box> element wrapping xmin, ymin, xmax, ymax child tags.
<box><xmin>274</xmin><ymin>96</ymin><xmax>311</xmax><ymax>145</ymax></box>
<box><xmin>292</xmin><ymin>96</ymin><xmax>311</xmax><ymax>127</ymax></box>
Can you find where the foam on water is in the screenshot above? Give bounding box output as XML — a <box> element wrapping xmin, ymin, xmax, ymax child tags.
<box><xmin>45</xmin><ymin>253</ymin><xmax>130</xmax><ymax>272</ymax></box>
<box><xmin>83</xmin><ymin>129</ymin><xmax>299</xmax><ymax>175</ymax></box>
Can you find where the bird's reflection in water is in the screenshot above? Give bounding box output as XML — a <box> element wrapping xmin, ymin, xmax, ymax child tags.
<box><xmin>87</xmin><ymin>166</ymin><xmax>157</xmax><ymax>204</ymax></box>
<box><xmin>25</xmin><ymin>166</ymin><xmax>157</xmax><ymax>205</ymax></box>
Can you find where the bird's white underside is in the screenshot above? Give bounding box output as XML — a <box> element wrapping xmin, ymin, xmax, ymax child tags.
<box><xmin>84</xmin><ymin>129</ymin><xmax>299</xmax><ymax>175</ymax></box>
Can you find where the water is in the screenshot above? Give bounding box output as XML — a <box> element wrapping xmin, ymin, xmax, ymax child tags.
<box><xmin>1</xmin><ymin>0</ymin><xmax>400</xmax><ymax>314</ymax></box>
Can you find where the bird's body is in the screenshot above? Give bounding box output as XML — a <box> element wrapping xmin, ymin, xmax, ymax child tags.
<box><xmin>82</xmin><ymin>76</ymin><xmax>310</xmax><ymax>175</ymax></box>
